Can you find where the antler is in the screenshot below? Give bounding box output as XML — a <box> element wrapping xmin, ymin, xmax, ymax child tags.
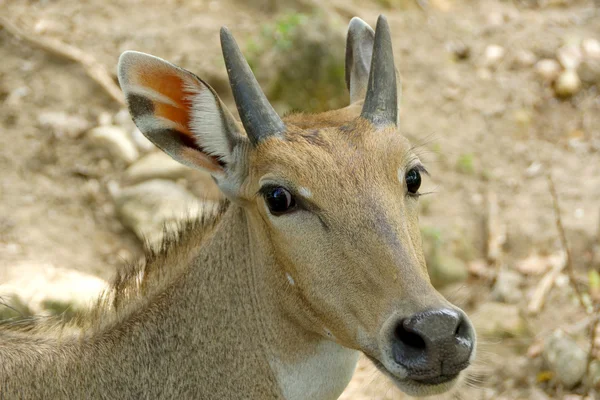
<box><xmin>360</xmin><ymin>15</ymin><xmax>398</xmax><ymax>127</ymax></box>
<box><xmin>220</xmin><ymin>27</ymin><xmax>285</xmax><ymax>144</ymax></box>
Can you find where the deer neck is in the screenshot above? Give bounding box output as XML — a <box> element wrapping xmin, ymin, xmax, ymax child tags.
<box><xmin>0</xmin><ymin>204</ymin><xmax>358</xmax><ymax>399</ymax></box>
<box><xmin>244</xmin><ymin>208</ymin><xmax>360</xmax><ymax>400</ymax></box>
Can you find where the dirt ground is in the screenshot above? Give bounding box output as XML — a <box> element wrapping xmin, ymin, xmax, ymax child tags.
<box><xmin>2</xmin><ymin>0</ymin><xmax>600</xmax><ymax>398</ymax></box>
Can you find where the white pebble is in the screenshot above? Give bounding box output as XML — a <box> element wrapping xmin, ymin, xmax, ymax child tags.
<box><xmin>514</xmin><ymin>50</ymin><xmax>537</xmax><ymax>67</ymax></box>
<box><xmin>525</xmin><ymin>161</ymin><xmax>543</xmax><ymax>178</ymax></box>
<box><xmin>38</xmin><ymin>111</ymin><xmax>89</xmax><ymax>138</ymax></box>
<box><xmin>97</xmin><ymin>111</ymin><xmax>113</xmax><ymax>126</ymax></box>
<box><xmin>582</xmin><ymin>38</ymin><xmax>600</xmax><ymax>59</ymax></box>
<box><xmin>130</xmin><ymin>127</ymin><xmax>156</xmax><ymax>153</ymax></box>
<box><xmin>535</xmin><ymin>59</ymin><xmax>561</xmax><ymax>82</ymax></box>
<box><xmin>557</xmin><ymin>45</ymin><xmax>582</xmax><ymax>70</ymax></box>
<box><xmin>483</xmin><ymin>44</ymin><xmax>506</xmax><ymax>68</ymax></box>
<box><xmin>554</xmin><ymin>69</ymin><xmax>582</xmax><ymax>98</ymax></box>
<box><xmin>88</xmin><ymin>125</ymin><xmax>139</xmax><ymax>164</ymax></box>
<box><xmin>487</xmin><ymin>12</ymin><xmax>504</xmax><ymax>28</ymax></box>
<box><xmin>113</xmin><ymin>108</ymin><xmax>134</xmax><ymax>128</ymax></box>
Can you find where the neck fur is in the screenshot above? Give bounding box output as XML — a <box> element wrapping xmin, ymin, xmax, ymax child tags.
<box><xmin>0</xmin><ymin>201</ymin><xmax>358</xmax><ymax>399</ymax></box>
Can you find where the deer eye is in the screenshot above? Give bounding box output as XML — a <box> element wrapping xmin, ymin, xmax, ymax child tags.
<box><xmin>263</xmin><ymin>187</ymin><xmax>296</xmax><ymax>215</ymax></box>
<box><xmin>405</xmin><ymin>168</ymin><xmax>422</xmax><ymax>194</ymax></box>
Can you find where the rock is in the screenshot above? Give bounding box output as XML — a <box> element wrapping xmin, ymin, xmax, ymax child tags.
<box><xmin>557</xmin><ymin>44</ymin><xmax>582</xmax><ymax>70</ymax></box>
<box><xmin>535</xmin><ymin>59</ymin><xmax>561</xmax><ymax>82</ymax></box>
<box><xmin>130</xmin><ymin>126</ymin><xmax>156</xmax><ymax>153</ymax></box>
<box><xmin>554</xmin><ymin>69</ymin><xmax>582</xmax><ymax>98</ymax></box>
<box><xmin>113</xmin><ymin>108</ymin><xmax>134</xmax><ymax>128</ymax></box>
<box><xmin>247</xmin><ymin>12</ymin><xmax>347</xmax><ymax>112</ymax></box>
<box><xmin>588</xmin><ymin>360</ymin><xmax>600</xmax><ymax>388</ymax></box>
<box><xmin>582</xmin><ymin>38</ymin><xmax>600</xmax><ymax>59</ymax></box>
<box><xmin>124</xmin><ymin>152</ymin><xmax>222</xmax><ymax>201</ymax></box>
<box><xmin>88</xmin><ymin>125</ymin><xmax>139</xmax><ymax>164</ymax></box>
<box><xmin>124</xmin><ymin>152</ymin><xmax>190</xmax><ymax>184</ymax></box>
<box><xmin>37</xmin><ymin>111</ymin><xmax>90</xmax><ymax>138</ymax></box>
<box><xmin>114</xmin><ymin>109</ymin><xmax>155</xmax><ymax>153</ymax></box>
<box><xmin>486</xmin><ymin>12</ymin><xmax>505</xmax><ymax>28</ymax></box>
<box><xmin>491</xmin><ymin>269</ymin><xmax>523</xmax><ymax>304</ymax></box>
<box><xmin>5</xmin><ymin>86</ymin><xmax>30</xmax><ymax>106</ymax></box>
<box><xmin>473</xmin><ymin>302</ymin><xmax>528</xmax><ymax>338</ymax></box>
<box><xmin>114</xmin><ymin>180</ymin><xmax>210</xmax><ymax>245</ymax></box>
<box><xmin>514</xmin><ymin>49</ymin><xmax>537</xmax><ymax>68</ymax></box>
<box><xmin>483</xmin><ymin>44</ymin><xmax>506</xmax><ymax>68</ymax></box>
<box><xmin>527</xmin><ymin>387</ymin><xmax>551</xmax><ymax>400</ymax></box>
<box><xmin>525</xmin><ymin>161</ymin><xmax>543</xmax><ymax>178</ymax></box>
<box><xmin>543</xmin><ymin>330</ymin><xmax>587</xmax><ymax>388</ymax></box>
<box><xmin>97</xmin><ymin>111</ymin><xmax>113</xmax><ymax>126</ymax></box>
<box><xmin>578</xmin><ymin>58</ymin><xmax>600</xmax><ymax>86</ymax></box>
<box><xmin>0</xmin><ymin>263</ymin><xmax>107</xmax><ymax>318</ymax></box>
<box><xmin>562</xmin><ymin>396</ymin><xmax>586</xmax><ymax>400</ymax></box>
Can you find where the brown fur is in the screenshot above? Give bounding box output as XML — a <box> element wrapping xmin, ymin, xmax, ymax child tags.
<box><xmin>0</xmin><ymin>18</ymin><xmax>474</xmax><ymax>399</ymax></box>
<box><xmin>0</xmin><ymin>107</ymin><xmax>453</xmax><ymax>399</ymax></box>
<box><xmin>0</xmin><ymin>201</ymin><xmax>284</xmax><ymax>399</ymax></box>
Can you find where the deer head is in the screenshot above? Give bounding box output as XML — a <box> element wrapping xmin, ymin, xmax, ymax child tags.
<box><xmin>118</xmin><ymin>15</ymin><xmax>476</xmax><ymax>397</ymax></box>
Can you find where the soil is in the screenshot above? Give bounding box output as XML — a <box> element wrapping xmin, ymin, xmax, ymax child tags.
<box><xmin>1</xmin><ymin>0</ymin><xmax>600</xmax><ymax>398</ymax></box>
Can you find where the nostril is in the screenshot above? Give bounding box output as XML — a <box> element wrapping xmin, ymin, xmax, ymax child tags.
<box><xmin>455</xmin><ymin>318</ymin><xmax>467</xmax><ymax>338</ymax></box>
<box><xmin>454</xmin><ymin>316</ymin><xmax>474</xmax><ymax>349</ymax></box>
<box><xmin>395</xmin><ymin>323</ymin><xmax>426</xmax><ymax>350</ymax></box>
<box><xmin>392</xmin><ymin>320</ymin><xmax>430</xmax><ymax>370</ymax></box>
<box><xmin>454</xmin><ymin>319</ymin><xmax>463</xmax><ymax>337</ymax></box>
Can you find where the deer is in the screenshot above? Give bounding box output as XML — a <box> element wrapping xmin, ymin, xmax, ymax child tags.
<box><xmin>0</xmin><ymin>15</ymin><xmax>476</xmax><ymax>399</ymax></box>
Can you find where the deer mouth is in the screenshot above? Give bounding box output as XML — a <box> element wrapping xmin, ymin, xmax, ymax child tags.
<box><xmin>365</xmin><ymin>354</ymin><xmax>464</xmax><ymax>397</ymax></box>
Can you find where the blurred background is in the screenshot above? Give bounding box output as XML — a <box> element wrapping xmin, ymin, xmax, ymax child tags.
<box><xmin>1</xmin><ymin>0</ymin><xmax>600</xmax><ymax>398</ymax></box>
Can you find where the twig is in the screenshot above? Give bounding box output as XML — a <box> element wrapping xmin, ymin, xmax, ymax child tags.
<box><xmin>585</xmin><ymin>310</ymin><xmax>600</xmax><ymax>392</ymax></box>
<box><xmin>485</xmin><ymin>190</ymin><xmax>505</xmax><ymax>267</ymax></box>
<box><xmin>0</xmin><ymin>16</ymin><xmax>125</xmax><ymax>106</ymax></box>
<box><xmin>563</xmin><ymin>313</ymin><xmax>598</xmax><ymax>336</ymax></box>
<box><xmin>527</xmin><ymin>251</ymin><xmax>566</xmax><ymax>315</ymax></box>
<box><xmin>547</xmin><ymin>172</ymin><xmax>588</xmax><ymax>311</ymax></box>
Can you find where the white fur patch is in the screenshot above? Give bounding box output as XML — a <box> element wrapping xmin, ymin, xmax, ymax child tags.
<box><xmin>187</xmin><ymin>85</ymin><xmax>231</xmax><ymax>164</ymax></box>
<box><xmin>123</xmin><ymin>85</ymin><xmax>180</xmax><ymax>108</ymax></box>
<box><xmin>286</xmin><ymin>273</ymin><xmax>295</xmax><ymax>286</ymax></box>
<box><xmin>271</xmin><ymin>341</ymin><xmax>359</xmax><ymax>400</ymax></box>
<box><xmin>298</xmin><ymin>187</ymin><xmax>312</xmax><ymax>198</ymax></box>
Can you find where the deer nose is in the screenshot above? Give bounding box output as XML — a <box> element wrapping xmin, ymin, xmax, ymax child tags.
<box><xmin>392</xmin><ymin>308</ymin><xmax>474</xmax><ymax>383</ymax></box>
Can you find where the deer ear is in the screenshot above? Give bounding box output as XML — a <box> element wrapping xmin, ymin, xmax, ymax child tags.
<box><xmin>345</xmin><ymin>17</ymin><xmax>375</xmax><ymax>104</ymax></box>
<box><xmin>118</xmin><ymin>51</ymin><xmax>244</xmax><ymax>177</ymax></box>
